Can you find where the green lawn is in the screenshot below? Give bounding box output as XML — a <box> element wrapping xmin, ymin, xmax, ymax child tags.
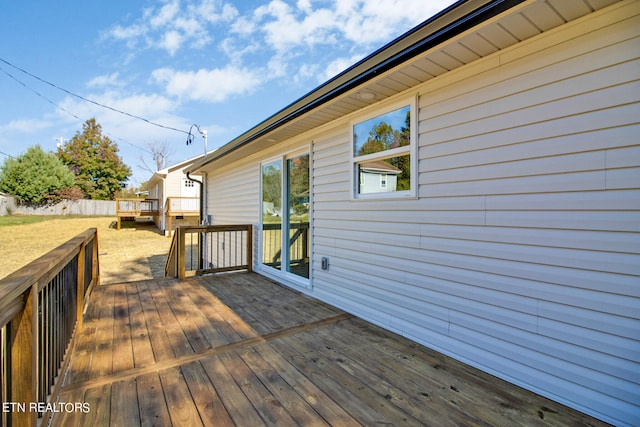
<box><xmin>0</xmin><ymin>215</ymin><xmax>98</xmax><ymax>227</ymax></box>
<box><xmin>0</xmin><ymin>215</ymin><xmax>53</xmax><ymax>227</ymax></box>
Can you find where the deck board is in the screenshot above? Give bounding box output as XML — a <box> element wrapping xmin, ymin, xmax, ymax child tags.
<box><xmin>110</xmin><ymin>379</ymin><xmax>139</xmax><ymax>427</ymax></box>
<box><xmin>136</xmin><ymin>372</ymin><xmax>171</xmax><ymax>427</ymax></box>
<box><xmin>180</xmin><ymin>361</ymin><xmax>235</xmax><ymax>427</ymax></box>
<box><xmin>51</xmin><ymin>272</ymin><xmax>611</xmax><ymax>426</ymax></box>
<box><xmin>159</xmin><ymin>366</ymin><xmax>204</xmax><ymax>426</ymax></box>
<box><xmin>125</xmin><ymin>284</ymin><xmax>155</xmax><ymax>369</ymax></box>
<box><xmin>91</xmin><ymin>284</ymin><xmax>116</xmax><ymax>380</ymax></box>
<box><xmin>137</xmin><ymin>281</ymin><xmax>176</xmax><ymax>363</ymax></box>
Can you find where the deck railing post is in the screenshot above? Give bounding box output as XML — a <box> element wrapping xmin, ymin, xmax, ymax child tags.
<box><xmin>76</xmin><ymin>243</ymin><xmax>85</xmax><ymax>329</ymax></box>
<box><xmin>247</xmin><ymin>224</ymin><xmax>253</xmax><ymax>272</ymax></box>
<box><xmin>93</xmin><ymin>230</ymin><xmax>100</xmax><ymax>287</ymax></box>
<box><xmin>10</xmin><ymin>286</ymin><xmax>37</xmax><ymax>426</ymax></box>
<box><xmin>167</xmin><ymin>198</ymin><xmax>172</xmax><ymax>237</ymax></box>
<box><xmin>178</xmin><ymin>227</ymin><xmax>186</xmax><ymax>280</ymax></box>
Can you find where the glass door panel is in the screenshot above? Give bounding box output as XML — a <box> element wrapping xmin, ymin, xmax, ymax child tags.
<box><xmin>261</xmin><ymin>160</ymin><xmax>282</xmax><ymax>271</ymax></box>
<box><xmin>286</xmin><ymin>153</ymin><xmax>310</xmax><ymax>278</ymax></box>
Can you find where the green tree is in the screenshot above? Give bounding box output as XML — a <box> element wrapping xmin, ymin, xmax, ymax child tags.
<box><xmin>0</xmin><ymin>145</ymin><xmax>76</xmax><ymax>204</ymax></box>
<box><xmin>58</xmin><ymin>118</ymin><xmax>131</xmax><ymax>200</ymax></box>
<box><xmin>262</xmin><ymin>163</ymin><xmax>281</xmax><ymax>210</ymax></box>
<box><xmin>358</xmin><ymin>122</ymin><xmax>394</xmax><ymax>156</ymax></box>
<box><xmin>358</xmin><ymin>112</ymin><xmax>412</xmax><ymax>191</ymax></box>
<box><xmin>390</xmin><ymin>110</ymin><xmax>411</xmax><ymax>190</ymax></box>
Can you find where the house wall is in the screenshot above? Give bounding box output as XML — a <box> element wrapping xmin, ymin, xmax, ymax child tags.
<box><xmin>205</xmin><ymin>2</ymin><xmax>639</xmax><ymax>425</ymax></box>
<box><xmin>159</xmin><ymin>168</ymin><xmax>201</xmax><ymax>233</ymax></box>
<box><xmin>148</xmin><ymin>181</ymin><xmax>164</xmax><ymax>230</ymax></box>
<box><xmin>165</xmin><ymin>170</ymin><xmax>185</xmax><ymax>199</ymax></box>
<box><xmin>208</xmin><ymin>160</ymin><xmax>260</xmax><ymax>225</ymax></box>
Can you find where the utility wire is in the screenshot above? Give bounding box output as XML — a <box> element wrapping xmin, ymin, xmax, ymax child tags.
<box><xmin>0</xmin><ymin>64</ymin><xmax>81</xmax><ymax>120</ymax></box>
<box><xmin>0</xmin><ymin>56</ymin><xmax>189</xmax><ymax>135</ymax></box>
<box><xmin>0</xmin><ymin>150</ymin><xmax>17</xmax><ymax>159</ymax></box>
<box><xmin>0</xmin><ymin>62</ymin><xmax>153</xmax><ymax>156</ymax></box>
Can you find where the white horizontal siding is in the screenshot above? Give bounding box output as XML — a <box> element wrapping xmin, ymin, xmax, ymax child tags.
<box><xmin>311</xmin><ymin>3</ymin><xmax>640</xmax><ymax>426</ymax></box>
<box><xmin>208</xmin><ymin>160</ymin><xmax>259</xmax><ymax>225</ymax></box>
<box><xmin>166</xmin><ymin>170</ymin><xmax>182</xmax><ymax>196</ymax></box>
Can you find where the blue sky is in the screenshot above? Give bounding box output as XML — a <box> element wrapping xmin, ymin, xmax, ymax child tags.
<box><xmin>0</xmin><ymin>0</ymin><xmax>456</xmax><ymax>185</ymax></box>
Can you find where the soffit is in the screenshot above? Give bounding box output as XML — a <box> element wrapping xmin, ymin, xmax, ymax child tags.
<box><xmin>195</xmin><ymin>0</ymin><xmax>621</xmax><ymax>172</ymax></box>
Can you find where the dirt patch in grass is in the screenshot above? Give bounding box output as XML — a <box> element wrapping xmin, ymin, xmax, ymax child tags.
<box><xmin>0</xmin><ymin>216</ymin><xmax>172</xmax><ymax>284</ymax></box>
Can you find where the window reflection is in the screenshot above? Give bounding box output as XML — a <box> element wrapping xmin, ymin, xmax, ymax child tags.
<box><xmin>358</xmin><ymin>155</ymin><xmax>410</xmax><ymax>194</ymax></box>
<box><xmin>353</xmin><ymin>105</ymin><xmax>411</xmax><ymax>195</ymax></box>
<box><xmin>287</xmin><ymin>153</ymin><xmax>310</xmax><ymax>278</ymax></box>
<box><xmin>262</xmin><ymin>160</ymin><xmax>282</xmax><ymax>271</ymax></box>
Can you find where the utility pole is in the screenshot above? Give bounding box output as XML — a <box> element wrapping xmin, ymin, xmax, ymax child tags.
<box><xmin>186</xmin><ymin>124</ymin><xmax>209</xmax><ymax>224</ymax></box>
<box><xmin>54</xmin><ymin>136</ymin><xmax>67</xmax><ymax>149</ymax></box>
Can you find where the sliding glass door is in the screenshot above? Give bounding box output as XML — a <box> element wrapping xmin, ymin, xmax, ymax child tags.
<box><xmin>286</xmin><ymin>153</ymin><xmax>310</xmax><ymax>278</ymax></box>
<box><xmin>261</xmin><ymin>160</ymin><xmax>282</xmax><ymax>272</ymax></box>
<box><xmin>261</xmin><ymin>152</ymin><xmax>310</xmax><ymax>280</ymax></box>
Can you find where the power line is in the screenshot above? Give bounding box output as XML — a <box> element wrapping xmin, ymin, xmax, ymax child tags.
<box><xmin>0</xmin><ymin>150</ymin><xmax>17</xmax><ymax>159</ymax></box>
<box><xmin>0</xmin><ymin>63</ymin><xmax>154</xmax><ymax>156</ymax></box>
<box><xmin>0</xmin><ymin>64</ymin><xmax>80</xmax><ymax>120</ymax></box>
<box><xmin>0</xmin><ymin>56</ymin><xmax>189</xmax><ymax>135</ymax></box>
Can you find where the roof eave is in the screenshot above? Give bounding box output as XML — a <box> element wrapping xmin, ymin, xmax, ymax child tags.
<box><xmin>187</xmin><ymin>0</ymin><xmax>524</xmax><ymax>174</ymax></box>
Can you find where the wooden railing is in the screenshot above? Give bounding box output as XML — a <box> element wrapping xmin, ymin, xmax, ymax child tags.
<box><xmin>0</xmin><ymin>228</ymin><xmax>99</xmax><ymax>427</ymax></box>
<box><xmin>165</xmin><ymin>197</ymin><xmax>199</xmax><ymax>215</ymax></box>
<box><xmin>165</xmin><ymin>225</ymin><xmax>253</xmax><ymax>279</ymax></box>
<box><xmin>115</xmin><ymin>198</ymin><xmax>160</xmax><ymax>229</ymax></box>
<box><xmin>262</xmin><ymin>222</ymin><xmax>310</xmax><ymax>267</ymax></box>
<box><xmin>165</xmin><ymin>197</ymin><xmax>199</xmax><ymax>235</ymax></box>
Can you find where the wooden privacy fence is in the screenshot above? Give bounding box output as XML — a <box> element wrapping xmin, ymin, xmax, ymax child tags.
<box><xmin>13</xmin><ymin>199</ymin><xmax>116</xmax><ymax>216</ymax></box>
<box><xmin>0</xmin><ymin>228</ymin><xmax>99</xmax><ymax>427</ymax></box>
<box><xmin>165</xmin><ymin>225</ymin><xmax>253</xmax><ymax>279</ymax></box>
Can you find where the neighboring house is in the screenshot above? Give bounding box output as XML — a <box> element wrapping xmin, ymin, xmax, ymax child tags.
<box><xmin>358</xmin><ymin>160</ymin><xmax>401</xmax><ymax>193</ymax></box>
<box><xmin>186</xmin><ymin>1</ymin><xmax>639</xmax><ymax>426</ymax></box>
<box><xmin>147</xmin><ymin>155</ymin><xmax>202</xmax><ymax>235</ymax></box>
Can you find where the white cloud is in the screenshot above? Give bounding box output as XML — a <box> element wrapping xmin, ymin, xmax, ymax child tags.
<box><xmin>336</xmin><ymin>0</ymin><xmax>453</xmax><ymax>44</ymax></box>
<box><xmin>237</xmin><ymin>0</ymin><xmax>455</xmax><ymax>53</ymax></box>
<box><xmin>159</xmin><ymin>30</ymin><xmax>184</xmax><ymax>55</ymax></box>
<box><xmin>229</xmin><ymin>15</ymin><xmax>256</xmax><ymax>35</ymax></box>
<box><xmin>59</xmin><ymin>91</ymin><xmax>176</xmax><ymax>119</ymax></box>
<box><xmin>103</xmin><ymin>0</ymin><xmax>457</xmax><ymax>89</ymax></box>
<box><xmin>105</xmin><ymin>0</ymin><xmax>238</xmax><ymax>55</ymax></box>
<box><xmin>250</xmin><ymin>0</ymin><xmax>336</xmax><ymax>52</ymax></box>
<box><xmin>51</xmin><ymin>91</ymin><xmax>191</xmax><ymax>178</ymax></box>
<box><xmin>293</xmin><ymin>63</ymin><xmax>318</xmax><ymax>85</ymax></box>
<box><xmin>323</xmin><ymin>53</ymin><xmax>367</xmax><ymax>81</ymax></box>
<box><xmin>219</xmin><ymin>0</ymin><xmax>456</xmax><ymax>82</ymax></box>
<box><xmin>108</xmin><ymin>23</ymin><xmax>146</xmax><ymax>41</ymax></box>
<box><xmin>148</xmin><ymin>0</ymin><xmax>180</xmax><ymax>28</ymax></box>
<box><xmin>151</xmin><ymin>66</ymin><xmax>262</xmax><ymax>102</ymax></box>
<box><xmin>86</xmin><ymin>72</ymin><xmax>124</xmax><ymax>88</ymax></box>
<box><xmin>52</xmin><ymin>91</ymin><xmax>183</xmax><ymax>153</ymax></box>
<box><xmin>0</xmin><ymin>118</ymin><xmax>51</xmax><ymax>133</ymax></box>
<box><xmin>195</xmin><ymin>0</ymin><xmax>238</xmax><ymax>24</ymax></box>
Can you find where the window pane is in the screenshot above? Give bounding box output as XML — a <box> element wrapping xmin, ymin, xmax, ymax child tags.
<box><xmin>287</xmin><ymin>153</ymin><xmax>310</xmax><ymax>279</ymax></box>
<box><xmin>353</xmin><ymin>105</ymin><xmax>410</xmax><ymax>157</ymax></box>
<box><xmin>358</xmin><ymin>154</ymin><xmax>410</xmax><ymax>194</ymax></box>
<box><xmin>262</xmin><ymin>160</ymin><xmax>282</xmax><ymax>271</ymax></box>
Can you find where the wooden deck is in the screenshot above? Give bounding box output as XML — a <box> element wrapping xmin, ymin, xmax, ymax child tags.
<box><xmin>52</xmin><ymin>273</ymin><xmax>609</xmax><ymax>426</ymax></box>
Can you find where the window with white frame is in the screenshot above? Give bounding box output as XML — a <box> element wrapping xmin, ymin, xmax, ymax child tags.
<box><xmin>352</xmin><ymin>98</ymin><xmax>416</xmax><ymax>198</ymax></box>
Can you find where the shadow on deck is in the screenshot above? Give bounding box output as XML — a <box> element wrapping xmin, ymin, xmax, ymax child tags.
<box><xmin>52</xmin><ymin>273</ymin><xmax>609</xmax><ymax>426</ymax></box>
